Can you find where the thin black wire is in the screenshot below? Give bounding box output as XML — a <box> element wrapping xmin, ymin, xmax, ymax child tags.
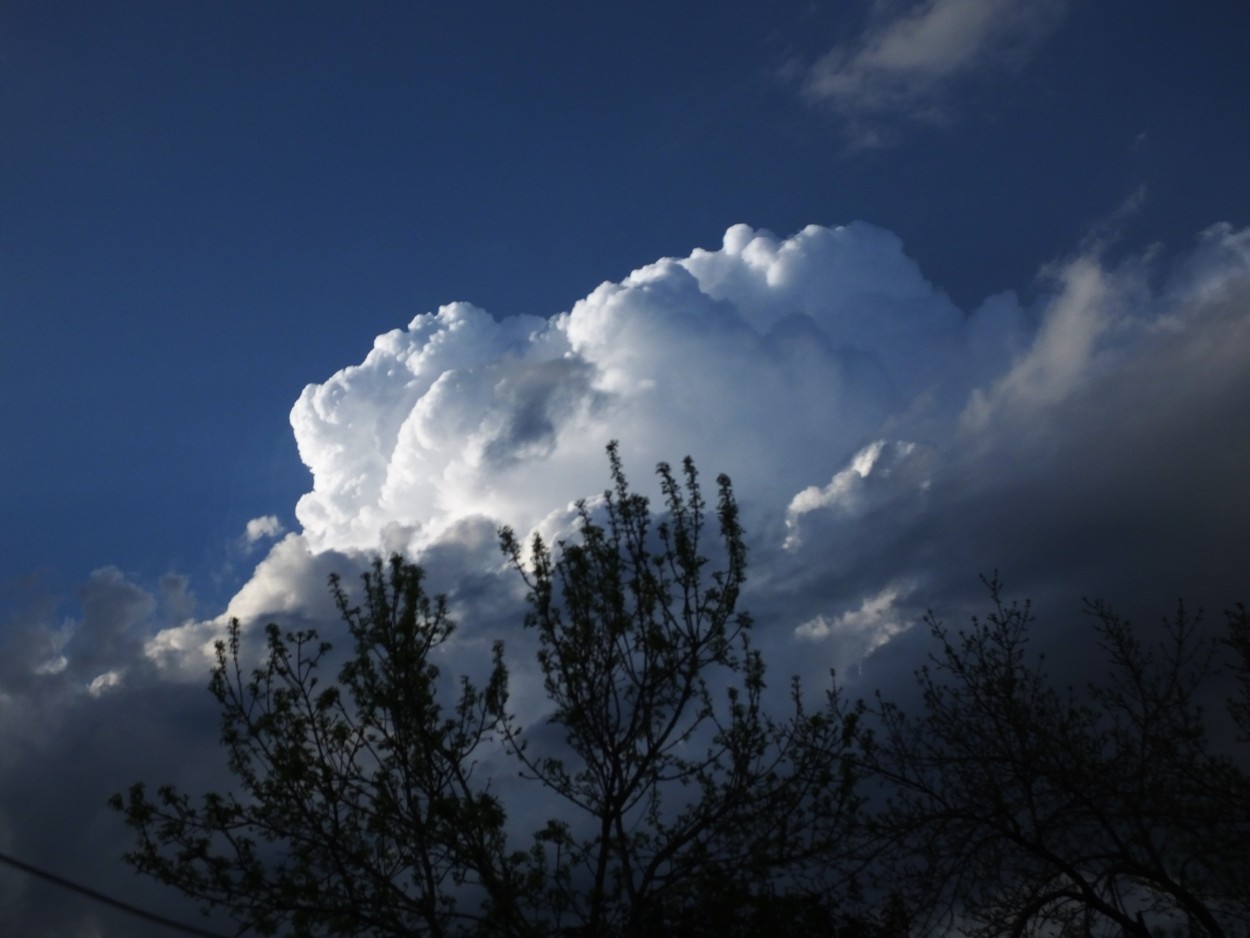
<box><xmin>0</xmin><ymin>848</ymin><xmax>245</xmax><ymax>938</ymax></box>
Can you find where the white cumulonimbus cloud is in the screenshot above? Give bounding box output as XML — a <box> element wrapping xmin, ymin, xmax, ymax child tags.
<box><xmin>147</xmin><ymin>220</ymin><xmax>1250</xmax><ymax>686</ymax></box>
<box><xmin>289</xmin><ymin>222</ymin><xmax>975</xmax><ymax>556</ymax></box>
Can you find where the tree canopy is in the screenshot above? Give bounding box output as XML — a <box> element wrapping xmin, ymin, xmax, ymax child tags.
<box><xmin>113</xmin><ymin>445</ymin><xmax>861</xmax><ymax>937</ymax></box>
<box><xmin>113</xmin><ymin>447</ymin><xmax>1250</xmax><ymax>938</ymax></box>
<box><xmin>858</xmin><ymin>582</ymin><xmax>1250</xmax><ymax>938</ymax></box>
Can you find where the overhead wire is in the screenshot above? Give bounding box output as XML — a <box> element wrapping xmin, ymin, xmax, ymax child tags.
<box><xmin>0</xmin><ymin>848</ymin><xmax>243</xmax><ymax>938</ymax></box>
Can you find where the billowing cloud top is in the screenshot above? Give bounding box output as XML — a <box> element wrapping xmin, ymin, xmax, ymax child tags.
<box><xmin>290</xmin><ymin>222</ymin><xmax>973</xmax><ymax>557</ymax></box>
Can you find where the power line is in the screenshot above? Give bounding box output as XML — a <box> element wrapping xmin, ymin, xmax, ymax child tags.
<box><xmin>0</xmin><ymin>848</ymin><xmax>241</xmax><ymax>938</ymax></box>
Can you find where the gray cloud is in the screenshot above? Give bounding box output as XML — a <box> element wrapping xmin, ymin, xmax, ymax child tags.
<box><xmin>0</xmin><ymin>573</ymin><xmax>234</xmax><ymax>937</ymax></box>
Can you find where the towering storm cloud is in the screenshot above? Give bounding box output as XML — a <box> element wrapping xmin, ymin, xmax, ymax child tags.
<box><xmin>144</xmin><ymin>220</ymin><xmax>1250</xmax><ymax>684</ymax></box>
<box><xmin>291</xmin><ymin>223</ymin><xmax>973</xmax><ymax>555</ymax></box>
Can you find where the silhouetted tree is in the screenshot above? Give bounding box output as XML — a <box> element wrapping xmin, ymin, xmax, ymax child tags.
<box><xmin>113</xmin><ymin>445</ymin><xmax>862</xmax><ymax>937</ymax></box>
<box><xmin>112</xmin><ymin>556</ymin><xmax>522</xmax><ymax>937</ymax></box>
<box><xmin>495</xmin><ymin>443</ymin><xmax>861</xmax><ymax>935</ymax></box>
<box><xmin>860</xmin><ymin>580</ymin><xmax>1250</xmax><ymax>938</ymax></box>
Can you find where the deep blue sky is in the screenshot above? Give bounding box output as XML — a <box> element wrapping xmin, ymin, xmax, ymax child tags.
<box><xmin>5</xmin><ymin>1</ymin><xmax>1249</xmax><ymax>604</ymax></box>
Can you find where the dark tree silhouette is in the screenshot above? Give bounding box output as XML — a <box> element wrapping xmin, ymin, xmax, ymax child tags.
<box><xmin>495</xmin><ymin>443</ymin><xmax>861</xmax><ymax>935</ymax></box>
<box><xmin>113</xmin><ymin>445</ymin><xmax>862</xmax><ymax>937</ymax></box>
<box><xmin>112</xmin><ymin>557</ymin><xmax>521</xmax><ymax>937</ymax></box>
<box><xmin>859</xmin><ymin>581</ymin><xmax>1250</xmax><ymax>938</ymax></box>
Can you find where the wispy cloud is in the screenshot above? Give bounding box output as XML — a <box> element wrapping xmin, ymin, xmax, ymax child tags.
<box><xmin>804</xmin><ymin>0</ymin><xmax>1069</xmax><ymax>145</ymax></box>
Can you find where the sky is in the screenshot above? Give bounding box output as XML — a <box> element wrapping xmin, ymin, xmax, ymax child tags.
<box><xmin>2</xmin><ymin>1</ymin><xmax>1250</xmax><ymax>934</ymax></box>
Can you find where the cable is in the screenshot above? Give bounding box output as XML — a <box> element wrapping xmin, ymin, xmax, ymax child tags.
<box><xmin>0</xmin><ymin>848</ymin><xmax>241</xmax><ymax>938</ymax></box>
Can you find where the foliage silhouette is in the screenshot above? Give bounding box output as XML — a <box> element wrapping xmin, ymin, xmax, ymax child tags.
<box><xmin>859</xmin><ymin>580</ymin><xmax>1250</xmax><ymax>938</ymax></box>
<box><xmin>495</xmin><ymin>442</ymin><xmax>861</xmax><ymax>934</ymax></box>
<box><xmin>114</xmin><ymin>447</ymin><xmax>1250</xmax><ymax>937</ymax></box>
<box><xmin>113</xmin><ymin>445</ymin><xmax>861</xmax><ymax>937</ymax></box>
